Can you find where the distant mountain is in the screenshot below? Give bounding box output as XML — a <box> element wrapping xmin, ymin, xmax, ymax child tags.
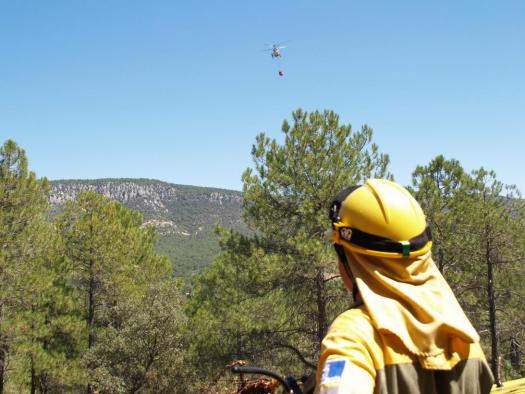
<box><xmin>50</xmin><ymin>179</ymin><xmax>245</xmax><ymax>277</ymax></box>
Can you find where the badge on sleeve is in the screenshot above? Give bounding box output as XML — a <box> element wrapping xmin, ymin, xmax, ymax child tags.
<box><xmin>320</xmin><ymin>358</ymin><xmax>348</xmax><ymax>385</ymax></box>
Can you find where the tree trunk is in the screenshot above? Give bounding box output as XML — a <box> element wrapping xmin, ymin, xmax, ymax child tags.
<box><xmin>30</xmin><ymin>307</ymin><xmax>36</xmax><ymax>394</ymax></box>
<box><xmin>30</xmin><ymin>357</ymin><xmax>36</xmax><ymax>394</ymax></box>
<box><xmin>0</xmin><ymin>303</ymin><xmax>6</xmax><ymax>394</ymax></box>
<box><xmin>86</xmin><ymin>219</ymin><xmax>96</xmax><ymax>394</ymax></box>
<box><xmin>38</xmin><ymin>372</ymin><xmax>49</xmax><ymax>394</ymax></box>
<box><xmin>486</xmin><ymin>238</ymin><xmax>502</xmax><ymax>387</ymax></box>
<box><xmin>86</xmin><ymin>260</ymin><xmax>95</xmax><ymax>394</ymax></box>
<box><xmin>0</xmin><ymin>343</ymin><xmax>5</xmax><ymax>394</ymax></box>
<box><xmin>315</xmin><ymin>268</ymin><xmax>328</xmax><ymax>346</ymax></box>
<box><xmin>510</xmin><ymin>336</ymin><xmax>520</xmax><ymax>369</ymax></box>
<box><xmin>88</xmin><ymin>274</ymin><xmax>95</xmax><ymax>349</ymax></box>
<box><xmin>0</xmin><ymin>332</ymin><xmax>7</xmax><ymax>394</ymax></box>
<box><xmin>38</xmin><ymin>330</ymin><xmax>49</xmax><ymax>393</ymax></box>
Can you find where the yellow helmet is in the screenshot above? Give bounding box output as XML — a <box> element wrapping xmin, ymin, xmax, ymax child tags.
<box><xmin>329</xmin><ymin>179</ymin><xmax>432</xmax><ymax>258</ymax></box>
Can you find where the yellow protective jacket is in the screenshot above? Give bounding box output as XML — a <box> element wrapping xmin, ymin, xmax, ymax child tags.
<box><xmin>315</xmin><ymin>305</ymin><xmax>494</xmax><ymax>394</ymax></box>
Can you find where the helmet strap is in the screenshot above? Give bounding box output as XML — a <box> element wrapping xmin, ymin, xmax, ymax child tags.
<box><xmin>336</xmin><ymin>225</ymin><xmax>432</xmax><ymax>257</ymax></box>
<box><xmin>333</xmin><ymin>244</ymin><xmax>359</xmax><ymax>303</ymax></box>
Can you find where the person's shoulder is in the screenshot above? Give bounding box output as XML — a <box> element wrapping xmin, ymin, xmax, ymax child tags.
<box><xmin>327</xmin><ymin>305</ymin><xmax>376</xmax><ymax>341</ymax></box>
<box><xmin>331</xmin><ymin>304</ymin><xmax>372</xmax><ymax>326</ymax></box>
<box><xmin>321</xmin><ymin>305</ymin><xmax>385</xmax><ymax>374</ymax></box>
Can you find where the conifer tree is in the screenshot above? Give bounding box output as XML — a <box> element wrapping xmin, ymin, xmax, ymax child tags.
<box><xmin>411</xmin><ymin>157</ymin><xmax>525</xmax><ymax>383</ymax></box>
<box><xmin>409</xmin><ymin>156</ymin><xmax>479</xmax><ymax>295</ymax></box>
<box><xmin>189</xmin><ymin>109</ymin><xmax>391</xmax><ymax>380</ymax></box>
<box><xmin>468</xmin><ymin>169</ymin><xmax>524</xmax><ymax>384</ymax></box>
<box><xmin>0</xmin><ymin>140</ymin><xmax>49</xmax><ymax>393</ymax></box>
<box><xmin>12</xmin><ymin>221</ymin><xmax>84</xmax><ymax>393</ymax></box>
<box><xmin>57</xmin><ymin>190</ymin><xmax>180</xmax><ymax>393</ymax></box>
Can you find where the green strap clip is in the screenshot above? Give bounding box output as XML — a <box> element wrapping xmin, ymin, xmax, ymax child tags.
<box><xmin>401</xmin><ymin>241</ymin><xmax>410</xmax><ymax>257</ymax></box>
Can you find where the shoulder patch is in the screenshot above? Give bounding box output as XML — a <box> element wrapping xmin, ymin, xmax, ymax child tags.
<box><xmin>321</xmin><ymin>358</ymin><xmax>348</xmax><ymax>384</ymax></box>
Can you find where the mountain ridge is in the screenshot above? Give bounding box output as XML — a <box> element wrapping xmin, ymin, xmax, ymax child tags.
<box><xmin>50</xmin><ymin>177</ymin><xmax>242</xmax><ymax>193</ymax></box>
<box><xmin>49</xmin><ymin>178</ymin><xmax>245</xmax><ymax>277</ymax></box>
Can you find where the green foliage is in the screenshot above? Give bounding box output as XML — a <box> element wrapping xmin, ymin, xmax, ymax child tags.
<box><xmin>188</xmin><ymin>229</ymin><xmax>295</xmax><ymax>381</ymax></box>
<box><xmin>156</xmin><ymin>232</ymin><xmax>222</xmax><ymax>277</ymax></box>
<box><xmin>0</xmin><ymin>139</ymin><xmax>50</xmax><ymax>298</ymax></box>
<box><xmin>242</xmin><ymin>108</ymin><xmax>391</xmax><ymax>238</ymax></box>
<box><xmin>467</xmin><ymin>169</ymin><xmax>525</xmax><ymax>382</ymax></box>
<box><xmin>410</xmin><ymin>156</ymin><xmax>478</xmax><ymax>290</ymax></box>
<box><xmin>8</xmin><ymin>221</ymin><xmax>85</xmax><ymax>393</ymax></box>
<box><xmin>57</xmin><ymin>191</ymin><xmax>175</xmax><ymax>391</ymax></box>
<box><xmin>0</xmin><ymin>140</ymin><xmax>53</xmax><ymax>393</ymax></box>
<box><xmin>87</xmin><ymin>280</ymin><xmax>190</xmax><ymax>394</ymax></box>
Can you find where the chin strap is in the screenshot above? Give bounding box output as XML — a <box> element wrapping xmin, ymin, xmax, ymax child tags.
<box><xmin>333</xmin><ymin>244</ymin><xmax>359</xmax><ymax>303</ymax></box>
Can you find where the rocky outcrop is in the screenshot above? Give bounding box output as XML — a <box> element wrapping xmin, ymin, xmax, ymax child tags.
<box><xmin>141</xmin><ymin>219</ymin><xmax>186</xmax><ymax>236</ymax></box>
<box><xmin>51</xmin><ymin>180</ymin><xmax>174</xmax><ymax>214</ymax></box>
<box><xmin>50</xmin><ymin>180</ymin><xmax>242</xmax><ymax>211</ymax></box>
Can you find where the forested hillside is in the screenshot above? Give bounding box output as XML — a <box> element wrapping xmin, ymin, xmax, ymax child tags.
<box><xmin>49</xmin><ymin>179</ymin><xmax>244</xmax><ymax>277</ymax></box>
<box><xmin>1</xmin><ymin>110</ymin><xmax>523</xmax><ymax>393</ymax></box>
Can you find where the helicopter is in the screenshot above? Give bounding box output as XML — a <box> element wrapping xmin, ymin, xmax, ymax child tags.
<box><xmin>269</xmin><ymin>44</ymin><xmax>286</xmax><ymax>58</ymax></box>
<box><xmin>263</xmin><ymin>43</ymin><xmax>287</xmax><ymax>58</ymax></box>
<box><xmin>263</xmin><ymin>42</ymin><xmax>288</xmax><ymax>76</ymax></box>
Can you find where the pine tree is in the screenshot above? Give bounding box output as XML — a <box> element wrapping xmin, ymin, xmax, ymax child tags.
<box><xmin>468</xmin><ymin>169</ymin><xmax>524</xmax><ymax>384</ymax></box>
<box><xmin>12</xmin><ymin>221</ymin><xmax>84</xmax><ymax>393</ymax></box>
<box><xmin>58</xmin><ymin>192</ymin><xmax>140</xmax><ymax>393</ymax></box>
<box><xmin>409</xmin><ymin>156</ymin><xmax>481</xmax><ymax>298</ymax></box>
<box><xmin>0</xmin><ymin>140</ymin><xmax>49</xmax><ymax>393</ymax></box>
<box><xmin>188</xmin><ymin>109</ymin><xmax>392</xmax><ymax>381</ymax></box>
<box><xmin>411</xmin><ymin>157</ymin><xmax>525</xmax><ymax>384</ymax></box>
<box><xmin>57</xmin><ymin>190</ymin><xmax>180</xmax><ymax>393</ymax></box>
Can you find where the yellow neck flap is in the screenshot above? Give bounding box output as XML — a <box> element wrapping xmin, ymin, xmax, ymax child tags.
<box><xmin>345</xmin><ymin>248</ymin><xmax>480</xmax><ymax>369</ymax></box>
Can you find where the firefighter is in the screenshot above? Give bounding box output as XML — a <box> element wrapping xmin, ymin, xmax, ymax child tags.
<box><xmin>317</xmin><ymin>179</ymin><xmax>494</xmax><ymax>394</ymax></box>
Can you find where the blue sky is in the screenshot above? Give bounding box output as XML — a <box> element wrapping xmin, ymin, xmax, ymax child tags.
<box><xmin>1</xmin><ymin>1</ymin><xmax>523</xmax><ymax>192</ymax></box>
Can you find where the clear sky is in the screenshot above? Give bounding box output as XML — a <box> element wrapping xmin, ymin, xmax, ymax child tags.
<box><xmin>1</xmin><ymin>1</ymin><xmax>524</xmax><ymax>192</ymax></box>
